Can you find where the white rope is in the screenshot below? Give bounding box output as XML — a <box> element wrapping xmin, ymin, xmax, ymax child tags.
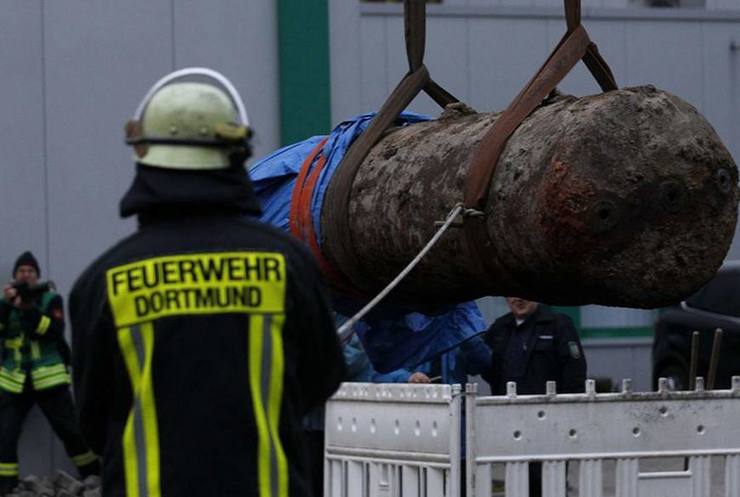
<box><xmin>337</xmin><ymin>203</ymin><xmax>465</xmax><ymax>343</ymax></box>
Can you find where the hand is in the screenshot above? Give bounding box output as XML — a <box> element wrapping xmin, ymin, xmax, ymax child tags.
<box><xmin>3</xmin><ymin>283</ymin><xmax>20</xmax><ymax>308</ymax></box>
<box><xmin>408</xmin><ymin>372</ymin><xmax>431</xmax><ymax>384</ymax></box>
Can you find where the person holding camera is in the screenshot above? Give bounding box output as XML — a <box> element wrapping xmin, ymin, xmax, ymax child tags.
<box><xmin>0</xmin><ymin>251</ymin><xmax>99</xmax><ymax>495</ymax></box>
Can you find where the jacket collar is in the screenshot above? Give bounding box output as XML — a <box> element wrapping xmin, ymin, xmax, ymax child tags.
<box><xmin>119</xmin><ymin>163</ymin><xmax>262</xmax><ymax>220</ymax></box>
<box><xmin>502</xmin><ymin>304</ymin><xmax>556</xmax><ymax>328</ymax></box>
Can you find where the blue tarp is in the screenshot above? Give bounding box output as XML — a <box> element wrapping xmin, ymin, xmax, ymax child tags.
<box><xmin>249</xmin><ymin>113</ymin><xmax>487</xmax><ymax>373</ymax></box>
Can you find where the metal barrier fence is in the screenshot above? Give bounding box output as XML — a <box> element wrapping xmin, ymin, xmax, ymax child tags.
<box><xmin>325</xmin><ymin>378</ymin><xmax>740</xmax><ymax>497</ymax></box>
<box><xmin>325</xmin><ymin>383</ymin><xmax>462</xmax><ymax>497</ymax></box>
<box><xmin>466</xmin><ymin>377</ymin><xmax>740</xmax><ymax>497</ymax></box>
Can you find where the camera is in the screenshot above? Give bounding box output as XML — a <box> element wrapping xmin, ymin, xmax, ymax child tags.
<box><xmin>11</xmin><ymin>281</ymin><xmax>53</xmax><ymax>301</ymax></box>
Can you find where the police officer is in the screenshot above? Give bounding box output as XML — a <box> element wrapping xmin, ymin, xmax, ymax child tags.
<box><xmin>69</xmin><ymin>68</ymin><xmax>345</xmax><ymax>497</ymax></box>
<box><xmin>0</xmin><ymin>251</ymin><xmax>99</xmax><ymax>495</ymax></box>
<box><xmin>483</xmin><ymin>297</ymin><xmax>586</xmax><ymax>496</ymax></box>
<box><xmin>483</xmin><ymin>298</ymin><xmax>586</xmax><ymax>395</ymax></box>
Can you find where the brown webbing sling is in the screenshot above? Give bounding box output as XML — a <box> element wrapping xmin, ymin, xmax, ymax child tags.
<box><xmin>322</xmin><ymin>0</ymin><xmax>457</xmax><ymax>291</ymax></box>
<box><xmin>323</xmin><ymin>0</ymin><xmax>618</xmax><ymax>292</ymax></box>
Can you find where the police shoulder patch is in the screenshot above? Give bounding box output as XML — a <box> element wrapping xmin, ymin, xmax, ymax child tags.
<box><xmin>568</xmin><ymin>341</ymin><xmax>581</xmax><ymax>360</ymax></box>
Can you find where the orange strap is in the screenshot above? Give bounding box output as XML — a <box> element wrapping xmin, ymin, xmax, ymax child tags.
<box><xmin>289</xmin><ymin>139</ymin><xmax>365</xmax><ymax>298</ymax></box>
<box><xmin>289</xmin><ymin>138</ymin><xmax>327</xmax><ymax>240</ymax></box>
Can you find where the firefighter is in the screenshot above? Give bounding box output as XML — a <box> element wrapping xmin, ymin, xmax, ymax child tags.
<box><xmin>69</xmin><ymin>68</ymin><xmax>345</xmax><ymax>497</ymax></box>
<box><xmin>0</xmin><ymin>251</ymin><xmax>99</xmax><ymax>495</ymax></box>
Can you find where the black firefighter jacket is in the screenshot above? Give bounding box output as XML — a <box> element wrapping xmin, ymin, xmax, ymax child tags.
<box><xmin>483</xmin><ymin>306</ymin><xmax>586</xmax><ymax>395</ymax></box>
<box><xmin>69</xmin><ymin>165</ymin><xmax>346</xmax><ymax>497</ymax></box>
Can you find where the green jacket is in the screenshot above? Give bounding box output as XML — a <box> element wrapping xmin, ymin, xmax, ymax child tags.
<box><xmin>0</xmin><ymin>291</ymin><xmax>71</xmax><ymax>393</ymax></box>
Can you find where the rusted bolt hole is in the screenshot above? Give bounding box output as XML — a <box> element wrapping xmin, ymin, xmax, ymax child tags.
<box><xmin>716</xmin><ymin>169</ymin><xmax>731</xmax><ymax>193</ymax></box>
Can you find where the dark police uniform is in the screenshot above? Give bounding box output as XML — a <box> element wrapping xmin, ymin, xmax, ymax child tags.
<box><xmin>483</xmin><ymin>305</ymin><xmax>586</xmax><ymax>395</ymax></box>
<box><xmin>0</xmin><ymin>288</ymin><xmax>98</xmax><ymax>494</ymax></box>
<box><xmin>69</xmin><ymin>165</ymin><xmax>346</xmax><ymax>497</ymax></box>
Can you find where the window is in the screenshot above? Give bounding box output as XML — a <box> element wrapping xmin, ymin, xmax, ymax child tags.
<box><xmin>629</xmin><ymin>0</ymin><xmax>705</xmax><ymax>7</ymax></box>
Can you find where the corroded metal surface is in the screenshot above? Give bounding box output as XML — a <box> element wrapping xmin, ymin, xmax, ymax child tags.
<box><xmin>320</xmin><ymin>86</ymin><xmax>738</xmax><ymax>308</ymax></box>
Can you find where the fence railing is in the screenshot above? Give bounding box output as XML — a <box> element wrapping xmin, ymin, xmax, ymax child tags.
<box><xmin>325</xmin><ymin>383</ymin><xmax>462</xmax><ymax>497</ymax></box>
<box><xmin>325</xmin><ymin>377</ymin><xmax>740</xmax><ymax>497</ymax></box>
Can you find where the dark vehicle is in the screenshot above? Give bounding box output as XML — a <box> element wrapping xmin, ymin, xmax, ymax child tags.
<box><xmin>653</xmin><ymin>263</ymin><xmax>740</xmax><ymax>390</ymax></box>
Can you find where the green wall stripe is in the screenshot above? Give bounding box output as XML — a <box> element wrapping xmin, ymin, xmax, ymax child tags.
<box><xmin>580</xmin><ymin>326</ymin><xmax>654</xmax><ymax>339</ymax></box>
<box><xmin>277</xmin><ymin>0</ymin><xmax>331</xmax><ymax>145</ymax></box>
<box><xmin>550</xmin><ymin>307</ymin><xmax>655</xmax><ymax>339</ymax></box>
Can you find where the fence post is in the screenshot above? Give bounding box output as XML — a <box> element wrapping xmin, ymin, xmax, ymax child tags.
<box><xmin>465</xmin><ymin>383</ymin><xmax>477</xmax><ymax>497</ymax></box>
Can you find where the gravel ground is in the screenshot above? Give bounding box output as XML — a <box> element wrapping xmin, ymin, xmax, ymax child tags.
<box><xmin>4</xmin><ymin>471</ymin><xmax>100</xmax><ymax>497</ymax></box>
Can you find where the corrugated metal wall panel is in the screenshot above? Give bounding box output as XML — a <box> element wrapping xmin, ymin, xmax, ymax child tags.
<box><xmin>412</xmin><ymin>16</ymin><xmax>471</xmax><ymax>114</ymax></box>
<box><xmin>2</xmin><ymin>0</ymin><xmax>280</xmax><ymax>480</ymax></box>
<box><xmin>0</xmin><ymin>2</ymin><xmax>47</xmax><ymax>277</ymax></box>
<box><xmin>581</xmin><ymin>305</ymin><xmax>657</xmax><ymax>329</ymax></box>
<box><xmin>468</xmin><ymin>17</ymin><xmax>549</xmax><ymax>111</ymax></box>
<box><xmin>174</xmin><ymin>0</ymin><xmax>279</xmax><ymax>156</ymax></box>
<box><xmin>44</xmin><ymin>0</ymin><xmax>173</xmax><ymax>313</ymax></box>
<box><xmin>544</xmin><ymin>18</ymin><xmax>628</xmax><ymax>96</ymax></box>
<box><xmin>360</xmin><ymin>16</ymin><xmax>389</xmax><ymax>112</ymax></box>
<box><xmin>625</xmin><ymin>21</ymin><xmax>705</xmax><ymax>108</ymax></box>
<box><xmin>0</xmin><ymin>1</ymin><xmax>56</xmax><ymax>478</ymax></box>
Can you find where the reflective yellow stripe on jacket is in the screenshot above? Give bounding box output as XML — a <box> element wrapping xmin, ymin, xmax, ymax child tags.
<box><xmin>118</xmin><ymin>322</ymin><xmax>160</xmax><ymax>497</ymax></box>
<box><xmin>0</xmin><ymin>368</ymin><xmax>26</xmax><ymax>394</ymax></box>
<box><xmin>0</xmin><ymin>462</ymin><xmax>19</xmax><ymax>477</ymax></box>
<box><xmin>249</xmin><ymin>313</ymin><xmax>288</xmax><ymax>497</ymax></box>
<box><xmin>36</xmin><ymin>315</ymin><xmax>51</xmax><ymax>335</ymax></box>
<box><xmin>4</xmin><ymin>337</ymin><xmax>23</xmax><ymax>367</ymax></box>
<box><xmin>3</xmin><ymin>338</ymin><xmax>22</xmax><ymax>349</ymax></box>
<box><xmin>71</xmin><ymin>450</ymin><xmax>98</xmax><ymax>467</ymax></box>
<box><xmin>31</xmin><ymin>364</ymin><xmax>71</xmax><ymax>390</ymax></box>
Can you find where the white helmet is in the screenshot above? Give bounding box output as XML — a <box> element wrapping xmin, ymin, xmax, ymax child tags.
<box><xmin>125</xmin><ymin>67</ymin><xmax>252</xmax><ymax>170</ymax></box>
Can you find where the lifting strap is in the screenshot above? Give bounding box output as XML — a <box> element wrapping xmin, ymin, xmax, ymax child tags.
<box><xmin>464</xmin><ymin>0</ymin><xmax>617</xmax><ymax>211</ymax></box>
<box><xmin>322</xmin><ymin>0</ymin><xmax>458</xmax><ymax>291</ymax></box>
<box><xmin>462</xmin><ymin>0</ymin><xmax>617</xmax><ymax>277</ymax></box>
<box><xmin>323</xmin><ymin>0</ymin><xmax>617</xmax><ymax>293</ymax></box>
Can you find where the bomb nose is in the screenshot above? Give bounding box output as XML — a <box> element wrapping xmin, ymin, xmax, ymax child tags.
<box><xmin>716</xmin><ymin>168</ymin><xmax>733</xmax><ymax>194</ymax></box>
